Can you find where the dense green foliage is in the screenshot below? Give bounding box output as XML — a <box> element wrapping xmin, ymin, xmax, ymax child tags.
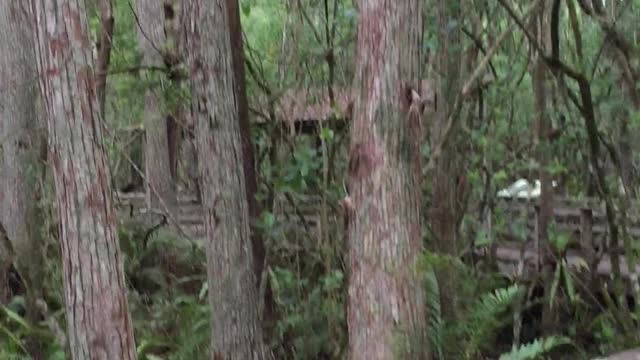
<box><xmin>3</xmin><ymin>0</ymin><xmax>640</xmax><ymax>359</ymax></box>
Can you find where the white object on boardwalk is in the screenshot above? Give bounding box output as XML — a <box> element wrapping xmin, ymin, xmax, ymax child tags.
<box><xmin>497</xmin><ymin>178</ymin><xmax>557</xmax><ymax>199</ymax></box>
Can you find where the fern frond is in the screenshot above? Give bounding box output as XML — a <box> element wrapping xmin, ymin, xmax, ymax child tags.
<box><xmin>499</xmin><ymin>336</ymin><xmax>572</xmax><ymax>360</ymax></box>
<box><xmin>463</xmin><ymin>284</ymin><xmax>523</xmax><ymax>358</ymax></box>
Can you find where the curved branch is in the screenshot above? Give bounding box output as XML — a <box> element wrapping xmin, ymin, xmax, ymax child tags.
<box><xmin>461</xmin><ymin>26</ymin><xmax>498</xmax><ymax>78</ymax></box>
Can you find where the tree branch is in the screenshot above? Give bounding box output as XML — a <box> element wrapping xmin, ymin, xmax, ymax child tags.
<box><xmin>462</xmin><ymin>0</ymin><xmax>540</xmax><ymax>96</ymax></box>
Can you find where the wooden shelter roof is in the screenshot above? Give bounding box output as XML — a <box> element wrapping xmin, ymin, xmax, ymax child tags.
<box><xmin>263</xmin><ymin>79</ymin><xmax>435</xmax><ymax>124</ymax></box>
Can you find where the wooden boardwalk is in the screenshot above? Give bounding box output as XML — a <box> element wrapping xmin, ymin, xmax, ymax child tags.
<box><xmin>115</xmin><ymin>192</ymin><xmax>640</xmax><ymax>282</ymax></box>
<box><xmin>488</xmin><ymin>197</ymin><xmax>640</xmax><ymax>281</ymax></box>
<box><xmin>115</xmin><ymin>192</ymin><xmax>206</xmax><ymax>239</ymax></box>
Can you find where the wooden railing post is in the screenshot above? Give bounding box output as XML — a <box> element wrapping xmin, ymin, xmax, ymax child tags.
<box><xmin>580</xmin><ymin>208</ymin><xmax>595</xmax><ymax>272</ymax></box>
<box><xmin>534</xmin><ymin>204</ymin><xmax>541</xmax><ymax>271</ymax></box>
<box><xmin>580</xmin><ymin>208</ymin><xmax>593</xmax><ymax>251</ymax></box>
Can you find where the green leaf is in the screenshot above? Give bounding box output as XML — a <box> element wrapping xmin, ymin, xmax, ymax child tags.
<box><xmin>549</xmin><ymin>264</ymin><xmax>562</xmax><ymax>309</ymax></box>
<box><xmin>260</xmin><ymin>211</ymin><xmax>276</xmax><ymax>229</ymax></box>
<box><xmin>0</xmin><ymin>324</ymin><xmax>28</xmax><ymax>354</ymax></box>
<box><xmin>241</xmin><ymin>2</ymin><xmax>252</xmax><ymax>16</ymax></box>
<box><xmin>1</xmin><ymin>306</ymin><xmax>31</xmax><ymax>331</ymax></box>
<box><xmin>549</xmin><ymin>226</ymin><xmax>570</xmax><ymax>253</ymax></box>
<box><xmin>136</xmin><ymin>339</ymin><xmax>153</xmax><ymax>356</ymax></box>
<box><xmin>499</xmin><ymin>336</ymin><xmax>572</xmax><ymax>360</ymax></box>
<box><xmin>321</xmin><ymin>271</ymin><xmax>344</xmax><ymax>291</ymax></box>
<box><xmin>474</xmin><ymin>228</ymin><xmax>493</xmax><ymax>247</ymax></box>
<box><xmin>198</xmin><ymin>282</ymin><xmax>208</xmax><ymax>301</ymax></box>
<box><xmin>463</xmin><ymin>285</ymin><xmax>523</xmax><ymax>357</ymax></box>
<box><xmin>493</xmin><ymin>169</ymin><xmax>508</xmax><ymax>183</ymax></box>
<box><xmin>320</xmin><ymin>127</ymin><xmax>334</xmax><ymax>142</ymax></box>
<box><xmin>562</xmin><ymin>261</ymin><xmax>577</xmax><ymax>304</ymax></box>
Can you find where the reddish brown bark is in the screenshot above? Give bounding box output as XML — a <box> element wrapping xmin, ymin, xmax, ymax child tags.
<box><xmin>186</xmin><ymin>0</ymin><xmax>265</xmax><ymax>358</ymax></box>
<box><xmin>31</xmin><ymin>1</ymin><xmax>137</xmax><ymax>358</ymax></box>
<box><xmin>347</xmin><ymin>1</ymin><xmax>427</xmax><ymax>358</ymax></box>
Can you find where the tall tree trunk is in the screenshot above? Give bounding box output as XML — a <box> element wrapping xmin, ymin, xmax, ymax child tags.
<box><xmin>430</xmin><ymin>0</ymin><xmax>464</xmax><ymax>323</ymax></box>
<box><xmin>134</xmin><ymin>0</ymin><xmax>178</xmax><ymax>217</ymax></box>
<box><xmin>0</xmin><ymin>2</ymin><xmax>47</xmax><ymax>356</ymax></box>
<box><xmin>31</xmin><ymin>1</ymin><xmax>137</xmax><ymax>358</ymax></box>
<box><xmin>186</xmin><ymin>1</ymin><xmax>265</xmax><ymax>358</ymax></box>
<box><xmin>164</xmin><ymin>0</ymin><xmax>185</xmax><ymax>185</ymax></box>
<box><xmin>532</xmin><ymin>2</ymin><xmax>556</xmax><ymax>335</ymax></box>
<box><xmin>347</xmin><ymin>1</ymin><xmax>426</xmax><ymax>358</ymax></box>
<box><xmin>226</xmin><ymin>0</ymin><xmax>272</xmax><ymax>323</ymax></box>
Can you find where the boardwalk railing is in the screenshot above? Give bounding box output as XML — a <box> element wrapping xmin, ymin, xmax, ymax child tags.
<box><xmin>114</xmin><ymin>191</ymin><xmax>323</xmax><ymax>240</ymax></box>
<box><xmin>114</xmin><ymin>192</ymin><xmax>640</xmax><ymax>282</ymax></box>
<box><xmin>489</xmin><ymin>197</ymin><xmax>640</xmax><ymax>282</ymax></box>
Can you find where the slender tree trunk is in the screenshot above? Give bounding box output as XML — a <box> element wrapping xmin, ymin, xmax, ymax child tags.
<box><xmin>347</xmin><ymin>1</ymin><xmax>427</xmax><ymax>358</ymax></box>
<box><xmin>134</xmin><ymin>0</ymin><xmax>178</xmax><ymax>217</ymax></box>
<box><xmin>227</xmin><ymin>0</ymin><xmax>264</xmax><ymax>283</ymax></box>
<box><xmin>164</xmin><ymin>0</ymin><xmax>185</xmax><ymax>185</ymax></box>
<box><xmin>0</xmin><ymin>2</ymin><xmax>47</xmax><ymax>356</ymax></box>
<box><xmin>186</xmin><ymin>1</ymin><xmax>265</xmax><ymax>358</ymax></box>
<box><xmin>226</xmin><ymin>0</ymin><xmax>273</xmax><ymax>323</ymax></box>
<box><xmin>31</xmin><ymin>1</ymin><xmax>137</xmax><ymax>358</ymax></box>
<box><xmin>531</xmin><ymin>3</ymin><xmax>556</xmax><ymax>335</ymax></box>
<box><xmin>176</xmin><ymin>4</ymin><xmax>201</xmax><ymax>201</ymax></box>
<box><xmin>430</xmin><ymin>0</ymin><xmax>464</xmax><ymax>323</ymax></box>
